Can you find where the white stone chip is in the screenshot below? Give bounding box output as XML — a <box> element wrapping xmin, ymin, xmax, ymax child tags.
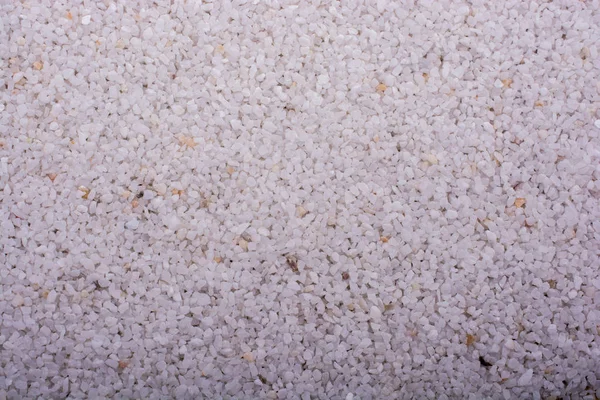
<box><xmin>370</xmin><ymin>306</ymin><xmax>382</xmax><ymax>320</ymax></box>
<box><xmin>125</xmin><ymin>219</ymin><xmax>139</xmax><ymax>230</ymax></box>
<box><xmin>2</xmin><ymin>2</ymin><xmax>597</xmax><ymax>399</ymax></box>
<box><xmin>518</xmin><ymin>369</ymin><xmax>534</xmax><ymax>386</ymax></box>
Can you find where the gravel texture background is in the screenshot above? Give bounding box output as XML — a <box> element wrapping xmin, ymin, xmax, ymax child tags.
<box><xmin>1</xmin><ymin>0</ymin><xmax>600</xmax><ymax>399</ymax></box>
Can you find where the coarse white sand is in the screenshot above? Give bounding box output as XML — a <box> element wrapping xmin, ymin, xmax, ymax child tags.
<box><xmin>1</xmin><ymin>0</ymin><xmax>600</xmax><ymax>399</ymax></box>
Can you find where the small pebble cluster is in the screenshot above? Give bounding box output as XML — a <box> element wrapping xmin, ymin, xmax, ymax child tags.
<box><xmin>1</xmin><ymin>0</ymin><xmax>599</xmax><ymax>399</ymax></box>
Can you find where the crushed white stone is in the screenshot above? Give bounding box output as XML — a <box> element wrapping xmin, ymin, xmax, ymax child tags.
<box><xmin>1</xmin><ymin>0</ymin><xmax>599</xmax><ymax>399</ymax></box>
<box><xmin>518</xmin><ymin>369</ymin><xmax>534</xmax><ymax>387</ymax></box>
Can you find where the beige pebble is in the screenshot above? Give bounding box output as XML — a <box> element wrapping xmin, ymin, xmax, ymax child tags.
<box><xmin>502</xmin><ymin>78</ymin><xmax>513</xmax><ymax>88</ymax></box>
<box><xmin>178</xmin><ymin>135</ymin><xmax>197</xmax><ymax>148</ymax></box>
<box><xmin>514</xmin><ymin>198</ymin><xmax>526</xmax><ymax>208</ymax></box>
<box><xmin>426</xmin><ymin>154</ymin><xmax>438</xmax><ymax>165</ymax></box>
<box><xmin>296</xmin><ymin>206</ymin><xmax>308</xmax><ymax>218</ymax></box>
<box><xmin>78</xmin><ymin>186</ymin><xmax>90</xmax><ymax>199</ymax></box>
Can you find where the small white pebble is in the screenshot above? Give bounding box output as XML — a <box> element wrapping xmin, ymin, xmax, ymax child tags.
<box><xmin>39</xmin><ymin>326</ymin><xmax>51</xmax><ymax>336</ymax></box>
<box><xmin>46</xmin><ymin>290</ymin><xmax>57</xmax><ymax>303</ymax></box>
<box><xmin>446</xmin><ymin>209</ymin><xmax>458</xmax><ymax>219</ymax></box>
<box><xmin>81</xmin><ymin>15</ymin><xmax>91</xmax><ymax>25</ymax></box>
<box><xmin>125</xmin><ymin>219</ymin><xmax>139</xmax><ymax>230</ymax></box>
<box><xmin>154</xmin><ymin>183</ymin><xmax>167</xmax><ymax>195</ymax></box>
<box><xmin>11</xmin><ymin>295</ymin><xmax>24</xmax><ymax>307</ymax></box>
<box><xmin>283</xmin><ymin>371</ymin><xmax>294</xmax><ymax>382</ymax></box>
<box><xmin>258</xmin><ymin>145</ymin><xmax>269</xmax><ymax>157</ymax></box>
<box><xmin>594</xmin><ymin>120</ymin><xmax>600</xmax><ymax>129</ymax></box>
<box><xmin>486</xmin><ymin>231</ymin><xmax>497</xmax><ymax>242</ymax></box>
<box><xmin>370</xmin><ymin>305</ymin><xmax>382</xmax><ymax>320</ymax></box>
<box><xmin>517</xmin><ymin>369</ymin><xmax>533</xmax><ymax>386</ymax></box>
<box><xmin>143</xmin><ymin>27</ymin><xmax>154</xmax><ymax>40</ymax></box>
<box><xmin>13</xmin><ymin>72</ymin><xmax>24</xmax><ymax>83</ymax></box>
<box><xmin>172</xmin><ymin>105</ymin><xmax>185</xmax><ymax>116</ymax></box>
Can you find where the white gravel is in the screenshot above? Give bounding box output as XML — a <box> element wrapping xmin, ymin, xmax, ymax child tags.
<box><xmin>1</xmin><ymin>0</ymin><xmax>600</xmax><ymax>399</ymax></box>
